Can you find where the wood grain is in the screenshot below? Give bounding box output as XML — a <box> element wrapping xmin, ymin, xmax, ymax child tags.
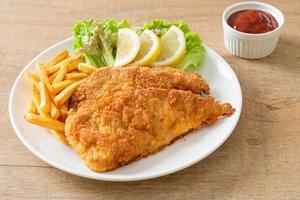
<box><xmin>1</xmin><ymin>0</ymin><xmax>299</xmax><ymax>199</ymax></box>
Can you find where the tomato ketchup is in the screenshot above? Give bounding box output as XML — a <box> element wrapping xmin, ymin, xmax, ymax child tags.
<box><xmin>227</xmin><ymin>10</ymin><xmax>278</xmax><ymax>34</ymax></box>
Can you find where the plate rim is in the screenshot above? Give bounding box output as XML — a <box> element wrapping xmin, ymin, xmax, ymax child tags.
<box><xmin>9</xmin><ymin>37</ymin><xmax>242</xmax><ymax>181</ymax></box>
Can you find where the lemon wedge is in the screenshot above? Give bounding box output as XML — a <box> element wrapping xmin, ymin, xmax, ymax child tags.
<box><xmin>133</xmin><ymin>30</ymin><xmax>161</xmax><ymax>66</ymax></box>
<box><xmin>114</xmin><ymin>28</ymin><xmax>141</xmax><ymax>67</ymax></box>
<box><xmin>153</xmin><ymin>26</ymin><xmax>186</xmax><ymax>67</ymax></box>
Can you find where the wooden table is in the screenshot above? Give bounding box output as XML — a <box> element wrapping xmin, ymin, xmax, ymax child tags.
<box><xmin>1</xmin><ymin>0</ymin><xmax>299</xmax><ymax>199</ymax></box>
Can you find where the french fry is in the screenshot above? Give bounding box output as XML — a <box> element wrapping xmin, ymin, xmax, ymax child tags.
<box><xmin>66</xmin><ymin>55</ymin><xmax>84</xmax><ymax>72</ymax></box>
<box><xmin>59</xmin><ymin>104</ymin><xmax>69</xmax><ymax>121</ymax></box>
<box><xmin>78</xmin><ymin>63</ymin><xmax>97</xmax><ymax>74</ymax></box>
<box><xmin>54</xmin><ymin>80</ymin><xmax>83</xmax><ymax>106</ymax></box>
<box><xmin>51</xmin><ymin>80</ymin><xmax>75</xmax><ymax>94</ymax></box>
<box><xmin>36</xmin><ymin>62</ymin><xmax>49</xmax><ymax>83</ymax></box>
<box><xmin>65</xmin><ymin>72</ymin><xmax>88</xmax><ymax>80</ymax></box>
<box><xmin>44</xmin><ymin>50</ymin><xmax>69</xmax><ymax>69</ymax></box>
<box><xmin>39</xmin><ymin>81</ymin><xmax>51</xmax><ymax>114</ymax></box>
<box><xmin>48</xmin><ymin>70</ymin><xmax>59</xmax><ymax>84</ymax></box>
<box><xmin>46</xmin><ymin>63</ymin><xmax>63</xmax><ymax>75</ymax></box>
<box><xmin>32</xmin><ymin>87</ymin><xmax>66</xmax><ymax>144</ymax></box>
<box><xmin>24</xmin><ymin>112</ymin><xmax>65</xmax><ymax>131</ymax></box>
<box><xmin>24</xmin><ymin>72</ymin><xmax>39</xmax><ymax>88</ymax></box>
<box><xmin>46</xmin><ymin>83</ymin><xmax>56</xmax><ymax>98</ymax></box>
<box><xmin>50</xmin><ymin>102</ymin><xmax>60</xmax><ymax>120</ymax></box>
<box><xmin>29</xmin><ymin>98</ymin><xmax>37</xmax><ymax>114</ymax></box>
<box><xmin>49</xmin><ymin>129</ymin><xmax>68</xmax><ymax>144</ymax></box>
<box><xmin>52</xmin><ymin>63</ymin><xmax>68</xmax><ymax>85</ymax></box>
<box><xmin>46</xmin><ymin>54</ymin><xmax>82</xmax><ymax>75</ymax></box>
<box><xmin>32</xmin><ymin>86</ymin><xmax>47</xmax><ymax>117</ymax></box>
<box><xmin>30</xmin><ymin>72</ymin><xmax>40</xmax><ymax>81</ymax></box>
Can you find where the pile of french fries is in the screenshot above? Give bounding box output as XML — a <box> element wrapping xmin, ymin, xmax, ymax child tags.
<box><xmin>24</xmin><ymin>50</ymin><xmax>97</xmax><ymax>144</ymax></box>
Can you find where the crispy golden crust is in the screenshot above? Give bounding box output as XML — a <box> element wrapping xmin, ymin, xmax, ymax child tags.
<box><xmin>70</xmin><ymin>66</ymin><xmax>210</xmax><ymax>109</ymax></box>
<box><xmin>66</xmin><ymin>88</ymin><xmax>234</xmax><ymax>172</ymax></box>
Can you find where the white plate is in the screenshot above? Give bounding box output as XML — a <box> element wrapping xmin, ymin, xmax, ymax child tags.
<box><xmin>9</xmin><ymin>38</ymin><xmax>242</xmax><ymax>181</ymax></box>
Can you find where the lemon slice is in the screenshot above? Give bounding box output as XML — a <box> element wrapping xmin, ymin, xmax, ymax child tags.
<box><xmin>133</xmin><ymin>30</ymin><xmax>161</xmax><ymax>66</ymax></box>
<box><xmin>114</xmin><ymin>28</ymin><xmax>141</xmax><ymax>67</ymax></box>
<box><xmin>153</xmin><ymin>26</ymin><xmax>186</xmax><ymax>67</ymax></box>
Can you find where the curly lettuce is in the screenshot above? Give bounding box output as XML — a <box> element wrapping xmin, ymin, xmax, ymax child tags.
<box><xmin>144</xmin><ymin>19</ymin><xmax>205</xmax><ymax>71</ymax></box>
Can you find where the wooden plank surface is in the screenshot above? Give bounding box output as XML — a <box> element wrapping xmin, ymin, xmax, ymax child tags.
<box><xmin>1</xmin><ymin>0</ymin><xmax>299</xmax><ymax>199</ymax></box>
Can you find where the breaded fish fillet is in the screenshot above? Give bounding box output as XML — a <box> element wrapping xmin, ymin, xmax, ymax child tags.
<box><xmin>70</xmin><ymin>66</ymin><xmax>209</xmax><ymax>109</ymax></box>
<box><xmin>66</xmin><ymin>88</ymin><xmax>234</xmax><ymax>172</ymax></box>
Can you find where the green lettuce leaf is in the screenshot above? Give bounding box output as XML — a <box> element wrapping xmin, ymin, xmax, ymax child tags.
<box><xmin>177</xmin><ymin>32</ymin><xmax>205</xmax><ymax>71</ymax></box>
<box><xmin>144</xmin><ymin>19</ymin><xmax>205</xmax><ymax>71</ymax></box>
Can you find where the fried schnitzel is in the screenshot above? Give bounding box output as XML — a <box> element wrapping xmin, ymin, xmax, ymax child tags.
<box><xmin>66</xmin><ymin>66</ymin><xmax>235</xmax><ymax>172</ymax></box>
<box><xmin>70</xmin><ymin>66</ymin><xmax>210</xmax><ymax>109</ymax></box>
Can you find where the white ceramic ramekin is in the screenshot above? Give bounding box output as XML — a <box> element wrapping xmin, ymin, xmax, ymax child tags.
<box><xmin>222</xmin><ymin>2</ymin><xmax>284</xmax><ymax>59</ymax></box>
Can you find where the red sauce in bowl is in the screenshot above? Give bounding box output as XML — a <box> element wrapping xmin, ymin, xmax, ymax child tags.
<box><xmin>227</xmin><ymin>10</ymin><xmax>278</xmax><ymax>34</ymax></box>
